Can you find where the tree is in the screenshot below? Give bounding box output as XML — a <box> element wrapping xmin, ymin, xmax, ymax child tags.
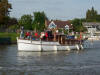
<box><xmin>33</xmin><ymin>11</ymin><xmax>48</xmax><ymax>32</ymax></box>
<box><xmin>86</xmin><ymin>9</ymin><xmax>91</xmax><ymax>21</ymax></box>
<box><xmin>0</xmin><ymin>0</ymin><xmax>12</xmax><ymax>24</ymax></box>
<box><xmin>96</xmin><ymin>15</ymin><xmax>100</xmax><ymax>22</ymax></box>
<box><xmin>71</xmin><ymin>18</ymin><xmax>85</xmax><ymax>32</ymax></box>
<box><xmin>18</xmin><ymin>14</ymin><xmax>33</xmax><ymax>30</ymax></box>
<box><xmin>86</xmin><ymin>7</ymin><xmax>98</xmax><ymax>22</ymax></box>
<box><xmin>6</xmin><ymin>17</ymin><xmax>18</xmax><ymax>26</ymax></box>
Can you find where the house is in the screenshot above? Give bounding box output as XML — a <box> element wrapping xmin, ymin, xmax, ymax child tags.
<box><xmin>45</xmin><ymin>20</ymin><xmax>73</xmax><ymax>30</ymax></box>
<box><xmin>83</xmin><ymin>22</ymin><xmax>100</xmax><ymax>33</ymax></box>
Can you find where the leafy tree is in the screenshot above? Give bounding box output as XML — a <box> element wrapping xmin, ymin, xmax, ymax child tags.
<box><xmin>33</xmin><ymin>11</ymin><xmax>48</xmax><ymax>32</ymax></box>
<box><xmin>0</xmin><ymin>0</ymin><xmax>12</xmax><ymax>24</ymax></box>
<box><xmin>18</xmin><ymin>14</ymin><xmax>33</xmax><ymax>30</ymax></box>
<box><xmin>86</xmin><ymin>7</ymin><xmax>98</xmax><ymax>22</ymax></box>
<box><xmin>71</xmin><ymin>18</ymin><xmax>85</xmax><ymax>32</ymax></box>
<box><xmin>86</xmin><ymin>9</ymin><xmax>91</xmax><ymax>21</ymax></box>
<box><xmin>96</xmin><ymin>15</ymin><xmax>100</xmax><ymax>22</ymax></box>
<box><xmin>6</xmin><ymin>17</ymin><xmax>18</xmax><ymax>28</ymax></box>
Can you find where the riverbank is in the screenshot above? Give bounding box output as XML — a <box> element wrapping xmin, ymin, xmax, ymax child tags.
<box><xmin>0</xmin><ymin>32</ymin><xmax>19</xmax><ymax>44</ymax></box>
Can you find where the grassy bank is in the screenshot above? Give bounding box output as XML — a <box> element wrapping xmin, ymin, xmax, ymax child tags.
<box><xmin>0</xmin><ymin>32</ymin><xmax>19</xmax><ymax>43</ymax></box>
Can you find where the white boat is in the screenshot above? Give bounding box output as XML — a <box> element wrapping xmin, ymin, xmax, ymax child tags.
<box><xmin>83</xmin><ymin>39</ymin><xmax>100</xmax><ymax>49</ymax></box>
<box><xmin>83</xmin><ymin>33</ymin><xmax>100</xmax><ymax>48</ymax></box>
<box><xmin>17</xmin><ymin>37</ymin><xmax>83</xmax><ymax>52</ymax></box>
<box><xmin>88</xmin><ymin>35</ymin><xmax>100</xmax><ymax>41</ymax></box>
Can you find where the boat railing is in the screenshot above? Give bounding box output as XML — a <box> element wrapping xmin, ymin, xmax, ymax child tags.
<box><xmin>65</xmin><ymin>39</ymin><xmax>83</xmax><ymax>45</ymax></box>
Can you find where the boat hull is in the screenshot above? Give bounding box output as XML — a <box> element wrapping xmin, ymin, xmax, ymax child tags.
<box><xmin>17</xmin><ymin>38</ymin><xmax>83</xmax><ymax>52</ymax></box>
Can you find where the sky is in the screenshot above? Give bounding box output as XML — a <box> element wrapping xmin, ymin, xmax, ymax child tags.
<box><xmin>8</xmin><ymin>0</ymin><xmax>100</xmax><ymax>20</ymax></box>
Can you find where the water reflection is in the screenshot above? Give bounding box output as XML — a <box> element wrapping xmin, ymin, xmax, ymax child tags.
<box><xmin>18</xmin><ymin>52</ymin><xmax>42</xmax><ymax>57</ymax></box>
<box><xmin>17</xmin><ymin>51</ymin><xmax>71</xmax><ymax>57</ymax></box>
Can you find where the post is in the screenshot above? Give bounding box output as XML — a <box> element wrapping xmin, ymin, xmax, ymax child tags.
<box><xmin>40</xmin><ymin>39</ymin><xmax>42</xmax><ymax>51</ymax></box>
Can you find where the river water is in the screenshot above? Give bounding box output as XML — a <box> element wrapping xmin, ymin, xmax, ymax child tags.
<box><xmin>0</xmin><ymin>44</ymin><xmax>100</xmax><ymax>75</ymax></box>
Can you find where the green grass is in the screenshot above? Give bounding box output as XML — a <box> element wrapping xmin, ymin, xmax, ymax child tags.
<box><xmin>0</xmin><ymin>32</ymin><xmax>20</xmax><ymax>42</ymax></box>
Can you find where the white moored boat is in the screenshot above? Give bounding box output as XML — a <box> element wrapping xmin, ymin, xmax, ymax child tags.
<box><xmin>17</xmin><ymin>37</ymin><xmax>83</xmax><ymax>52</ymax></box>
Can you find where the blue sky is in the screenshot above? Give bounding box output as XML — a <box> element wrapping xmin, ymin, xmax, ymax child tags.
<box><xmin>8</xmin><ymin>0</ymin><xmax>100</xmax><ymax>20</ymax></box>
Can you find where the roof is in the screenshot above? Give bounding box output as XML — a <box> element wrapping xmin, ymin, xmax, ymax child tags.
<box><xmin>45</xmin><ymin>20</ymin><xmax>73</xmax><ymax>29</ymax></box>
<box><xmin>83</xmin><ymin>22</ymin><xmax>100</xmax><ymax>26</ymax></box>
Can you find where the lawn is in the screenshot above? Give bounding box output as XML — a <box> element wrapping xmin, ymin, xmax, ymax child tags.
<box><xmin>0</xmin><ymin>32</ymin><xmax>20</xmax><ymax>42</ymax></box>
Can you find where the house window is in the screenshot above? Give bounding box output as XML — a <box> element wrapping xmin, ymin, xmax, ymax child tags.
<box><xmin>65</xmin><ymin>25</ymin><xmax>69</xmax><ymax>30</ymax></box>
<box><xmin>48</xmin><ymin>21</ymin><xmax>56</xmax><ymax>29</ymax></box>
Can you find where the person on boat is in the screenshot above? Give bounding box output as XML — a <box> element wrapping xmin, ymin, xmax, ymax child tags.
<box><xmin>30</xmin><ymin>31</ymin><xmax>33</xmax><ymax>40</ymax></box>
<box><xmin>20</xmin><ymin>31</ymin><xmax>24</xmax><ymax>39</ymax></box>
<box><xmin>35</xmin><ymin>32</ymin><xmax>38</xmax><ymax>37</ymax></box>
<box><xmin>20</xmin><ymin>26</ymin><xmax>24</xmax><ymax>39</ymax></box>
<box><xmin>79</xmin><ymin>32</ymin><xmax>83</xmax><ymax>44</ymax></box>
<box><xmin>47</xmin><ymin>30</ymin><xmax>53</xmax><ymax>41</ymax></box>
<box><xmin>80</xmin><ymin>32</ymin><xmax>82</xmax><ymax>40</ymax></box>
<box><xmin>34</xmin><ymin>32</ymin><xmax>40</xmax><ymax>40</ymax></box>
<box><xmin>45</xmin><ymin>32</ymin><xmax>48</xmax><ymax>40</ymax></box>
<box><xmin>40</xmin><ymin>32</ymin><xmax>45</xmax><ymax>39</ymax></box>
<box><xmin>25</xmin><ymin>31</ymin><xmax>30</xmax><ymax>39</ymax></box>
<box><xmin>40</xmin><ymin>32</ymin><xmax>47</xmax><ymax>41</ymax></box>
<box><xmin>54</xmin><ymin>32</ymin><xmax>56</xmax><ymax>41</ymax></box>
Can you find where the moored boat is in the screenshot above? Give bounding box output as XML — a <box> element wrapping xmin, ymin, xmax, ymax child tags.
<box><xmin>17</xmin><ymin>34</ymin><xmax>84</xmax><ymax>52</ymax></box>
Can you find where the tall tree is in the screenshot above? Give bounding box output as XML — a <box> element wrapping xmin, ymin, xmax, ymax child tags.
<box><xmin>86</xmin><ymin>9</ymin><xmax>91</xmax><ymax>21</ymax></box>
<box><xmin>0</xmin><ymin>0</ymin><xmax>12</xmax><ymax>24</ymax></box>
<box><xmin>33</xmin><ymin>11</ymin><xmax>48</xmax><ymax>32</ymax></box>
<box><xmin>18</xmin><ymin>14</ymin><xmax>33</xmax><ymax>30</ymax></box>
<box><xmin>86</xmin><ymin>7</ymin><xmax>97</xmax><ymax>22</ymax></box>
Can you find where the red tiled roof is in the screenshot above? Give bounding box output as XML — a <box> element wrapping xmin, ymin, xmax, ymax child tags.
<box><xmin>45</xmin><ymin>20</ymin><xmax>72</xmax><ymax>29</ymax></box>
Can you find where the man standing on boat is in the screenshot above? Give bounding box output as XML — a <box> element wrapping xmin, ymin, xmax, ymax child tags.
<box><xmin>45</xmin><ymin>32</ymin><xmax>48</xmax><ymax>41</ymax></box>
<box><xmin>20</xmin><ymin>26</ymin><xmax>24</xmax><ymax>39</ymax></box>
